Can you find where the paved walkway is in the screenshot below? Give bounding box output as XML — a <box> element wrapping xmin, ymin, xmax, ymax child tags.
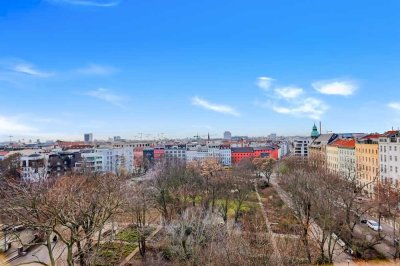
<box><xmin>270</xmin><ymin>176</ymin><xmax>355</xmax><ymax>266</ymax></box>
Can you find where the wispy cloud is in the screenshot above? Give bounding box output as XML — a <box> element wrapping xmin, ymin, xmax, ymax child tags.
<box><xmin>86</xmin><ymin>88</ymin><xmax>125</xmax><ymax>107</ymax></box>
<box><xmin>48</xmin><ymin>0</ymin><xmax>120</xmax><ymax>7</ymax></box>
<box><xmin>0</xmin><ymin>116</ymin><xmax>36</xmax><ymax>134</ymax></box>
<box><xmin>388</xmin><ymin>102</ymin><xmax>400</xmax><ymax>111</ymax></box>
<box><xmin>312</xmin><ymin>79</ymin><xmax>357</xmax><ymax>96</ymax></box>
<box><xmin>256</xmin><ymin>76</ymin><xmax>274</xmax><ymax>91</ymax></box>
<box><xmin>12</xmin><ymin>63</ymin><xmax>53</xmax><ymax>77</ymax></box>
<box><xmin>191</xmin><ymin>96</ymin><xmax>240</xmax><ymax>117</ymax></box>
<box><xmin>76</xmin><ymin>64</ymin><xmax>117</xmax><ymax>75</ymax></box>
<box><xmin>272</xmin><ymin>98</ymin><xmax>329</xmax><ymax>120</ymax></box>
<box><xmin>255</xmin><ymin>76</ymin><xmax>329</xmax><ymax>119</ymax></box>
<box><xmin>275</xmin><ymin>86</ymin><xmax>304</xmax><ymax>100</ymax></box>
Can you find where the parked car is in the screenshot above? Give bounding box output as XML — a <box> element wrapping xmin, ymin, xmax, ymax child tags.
<box><xmin>367</xmin><ymin>220</ymin><xmax>382</xmax><ymax>231</ymax></box>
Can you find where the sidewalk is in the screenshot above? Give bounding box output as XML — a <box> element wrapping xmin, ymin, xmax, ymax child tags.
<box><xmin>270</xmin><ymin>176</ymin><xmax>353</xmax><ymax>266</ymax></box>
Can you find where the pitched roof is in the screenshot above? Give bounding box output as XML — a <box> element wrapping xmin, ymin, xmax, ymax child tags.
<box><xmin>231</xmin><ymin>147</ymin><xmax>254</xmax><ymax>153</ymax></box>
<box><xmin>361</xmin><ymin>133</ymin><xmax>381</xmax><ymax>139</ymax></box>
<box><xmin>382</xmin><ymin>130</ymin><xmax>400</xmax><ymax>137</ymax></box>
<box><xmin>0</xmin><ymin>151</ymin><xmax>9</xmax><ymax>156</ymax></box>
<box><xmin>330</xmin><ymin>139</ymin><xmax>355</xmax><ymax>149</ymax></box>
<box><xmin>309</xmin><ymin>133</ymin><xmax>337</xmax><ymax>147</ymax></box>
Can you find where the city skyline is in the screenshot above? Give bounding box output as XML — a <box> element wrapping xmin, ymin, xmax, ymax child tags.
<box><xmin>1</xmin><ymin>0</ymin><xmax>400</xmax><ymax>141</ymax></box>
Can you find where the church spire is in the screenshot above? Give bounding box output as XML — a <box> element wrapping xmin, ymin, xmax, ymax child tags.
<box><xmin>311</xmin><ymin>123</ymin><xmax>320</xmax><ymax>139</ymax></box>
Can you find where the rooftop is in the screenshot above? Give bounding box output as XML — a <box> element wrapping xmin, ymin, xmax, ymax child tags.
<box><xmin>330</xmin><ymin>139</ymin><xmax>356</xmax><ymax>149</ymax></box>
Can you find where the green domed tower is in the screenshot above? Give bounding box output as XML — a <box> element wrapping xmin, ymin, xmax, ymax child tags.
<box><xmin>311</xmin><ymin>123</ymin><xmax>320</xmax><ymax>139</ymax></box>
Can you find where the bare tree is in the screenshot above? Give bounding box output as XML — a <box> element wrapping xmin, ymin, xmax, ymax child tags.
<box><xmin>279</xmin><ymin>158</ymin><xmax>318</xmax><ymax>264</ymax></box>
<box><xmin>253</xmin><ymin>157</ymin><xmax>276</xmax><ymax>185</ymax></box>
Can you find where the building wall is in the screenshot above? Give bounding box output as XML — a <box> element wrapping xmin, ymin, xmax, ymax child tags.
<box><xmin>165</xmin><ymin>146</ymin><xmax>186</xmax><ymax>162</ymax></box>
<box><xmin>338</xmin><ymin>147</ymin><xmax>356</xmax><ymax>180</ymax></box>
<box><xmin>187</xmin><ymin>147</ymin><xmax>231</xmax><ymax>166</ymax></box>
<box><xmin>326</xmin><ymin>145</ymin><xmax>338</xmax><ymax>173</ymax></box>
<box><xmin>292</xmin><ymin>138</ymin><xmax>309</xmax><ymax>157</ymax></box>
<box><xmin>379</xmin><ymin>136</ymin><xmax>400</xmax><ymax>187</ymax></box>
<box><xmin>254</xmin><ymin>149</ymin><xmax>278</xmax><ymax>160</ymax></box>
<box><xmin>154</xmin><ymin>148</ymin><xmax>165</xmax><ymax>161</ymax></box>
<box><xmin>356</xmin><ymin>143</ymin><xmax>379</xmax><ymax>197</ymax></box>
<box><xmin>79</xmin><ymin>148</ymin><xmax>134</xmax><ymax>173</ymax></box>
<box><xmin>231</xmin><ymin>151</ymin><xmax>254</xmax><ymax>164</ymax></box>
<box><xmin>20</xmin><ymin>154</ymin><xmax>46</xmax><ymax>180</ymax></box>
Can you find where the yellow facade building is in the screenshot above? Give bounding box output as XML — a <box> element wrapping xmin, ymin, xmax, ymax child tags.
<box><xmin>356</xmin><ymin>134</ymin><xmax>380</xmax><ymax>197</ymax></box>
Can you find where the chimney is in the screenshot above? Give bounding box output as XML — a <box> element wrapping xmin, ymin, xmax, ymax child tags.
<box><xmin>319</xmin><ymin>121</ymin><xmax>322</xmax><ymax>134</ymax></box>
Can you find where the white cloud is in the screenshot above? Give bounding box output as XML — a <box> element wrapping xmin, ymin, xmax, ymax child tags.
<box><xmin>12</xmin><ymin>63</ymin><xmax>53</xmax><ymax>78</ymax></box>
<box><xmin>0</xmin><ymin>116</ymin><xmax>36</xmax><ymax>134</ymax></box>
<box><xmin>48</xmin><ymin>0</ymin><xmax>120</xmax><ymax>7</ymax></box>
<box><xmin>312</xmin><ymin>79</ymin><xmax>357</xmax><ymax>96</ymax></box>
<box><xmin>76</xmin><ymin>64</ymin><xmax>117</xmax><ymax>75</ymax></box>
<box><xmin>272</xmin><ymin>98</ymin><xmax>329</xmax><ymax>120</ymax></box>
<box><xmin>388</xmin><ymin>102</ymin><xmax>400</xmax><ymax>111</ymax></box>
<box><xmin>256</xmin><ymin>77</ymin><xmax>274</xmax><ymax>91</ymax></box>
<box><xmin>191</xmin><ymin>97</ymin><xmax>240</xmax><ymax>117</ymax></box>
<box><xmin>275</xmin><ymin>86</ymin><xmax>304</xmax><ymax>100</ymax></box>
<box><xmin>86</xmin><ymin>88</ymin><xmax>125</xmax><ymax>107</ymax></box>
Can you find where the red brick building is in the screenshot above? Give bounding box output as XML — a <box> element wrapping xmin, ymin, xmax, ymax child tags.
<box><xmin>154</xmin><ymin>147</ymin><xmax>165</xmax><ymax>161</ymax></box>
<box><xmin>231</xmin><ymin>146</ymin><xmax>278</xmax><ymax>164</ymax></box>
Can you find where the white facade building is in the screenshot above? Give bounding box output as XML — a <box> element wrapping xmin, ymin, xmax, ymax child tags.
<box><xmin>379</xmin><ymin>131</ymin><xmax>400</xmax><ymax>186</ymax></box>
<box><xmin>338</xmin><ymin>145</ymin><xmax>356</xmax><ymax>180</ymax></box>
<box><xmin>278</xmin><ymin>141</ymin><xmax>289</xmax><ymax>159</ymax></box>
<box><xmin>79</xmin><ymin>148</ymin><xmax>134</xmax><ymax>173</ymax></box>
<box><xmin>292</xmin><ymin>137</ymin><xmax>310</xmax><ymax>157</ymax></box>
<box><xmin>20</xmin><ymin>154</ymin><xmax>47</xmax><ymax>181</ymax></box>
<box><xmin>187</xmin><ymin>145</ymin><xmax>231</xmax><ymax>166</ymax></box>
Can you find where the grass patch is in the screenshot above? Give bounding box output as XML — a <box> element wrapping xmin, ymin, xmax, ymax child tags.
<box><xmin>215</xmin><ymin>198</ymin><xmax>260</xmax><ymax>218</ymax></box>
<box><xmin>116</xmin><ymin>228</ymin><xmax>138</xmax><ymax>243</ymax></box>
<box><xmin>93</xmin><ymin>242</ymin><xmax>136</xmax><ymax>266</ymax></box>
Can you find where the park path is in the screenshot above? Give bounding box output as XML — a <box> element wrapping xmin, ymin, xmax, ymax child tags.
<box><xmin>270</xmin><ymin>175</ymin><xmax>356</xmax><ymax>266</ymax></box>
<box><xmin>119</xmin><ymin>224</ymin><xmax>162</xmax><ymax>266</ymax></box>
<box><xmin>254</xmin><ymin>185</ymin><xmax>283</xmax><ymax>265</ymax></box>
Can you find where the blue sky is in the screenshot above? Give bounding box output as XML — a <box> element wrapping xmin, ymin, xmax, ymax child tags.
<box><xmin>1</xmin><ymin>0</ymin><xmax>400</xmax><ymax>141</ymax></box>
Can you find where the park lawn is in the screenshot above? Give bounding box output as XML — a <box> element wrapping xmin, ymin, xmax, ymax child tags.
<box><xmin>116</xmin><ymin>227</ymin><xmax>139</xmax><ymax>243</ymax></box>
<box><xmin>214</xmin><ymin>198</ymin><xmax>260</xmax><ymax>218</ymax></box>
<box><xmin>94</xmin><ymin>242</ymin><xmax>136</xmax><ymax>266</ymax></box>
<box><xmin>116</xmin><ymin>226</ymin><xmax>155</xmax><ymax>243</ymax></box>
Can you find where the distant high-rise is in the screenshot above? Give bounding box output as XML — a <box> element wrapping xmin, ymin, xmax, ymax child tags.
<box><xmin>268</xmin><ymin>133</ymin><xmax>277</xmax><ymax>140</ymax></box>
<box><xmin>84</xmin><ymin>133</ymin><xmax>93</xmax><ymax>143</ymax></box>
<box><xmin>223</xmin><ymin>131</ymin><xmax>232</xmax><ymax>140</ymax></box>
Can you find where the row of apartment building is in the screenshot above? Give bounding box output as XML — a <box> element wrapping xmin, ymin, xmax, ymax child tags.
<box><xmin>308</xmin><ymin>129</ymin><xmax>400</xmax><ymax>197</ymax></box>
<box><xmin>3</xmin><ymin>140</ymin><xmax>289</xmax><ymax>181</ymax></box>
